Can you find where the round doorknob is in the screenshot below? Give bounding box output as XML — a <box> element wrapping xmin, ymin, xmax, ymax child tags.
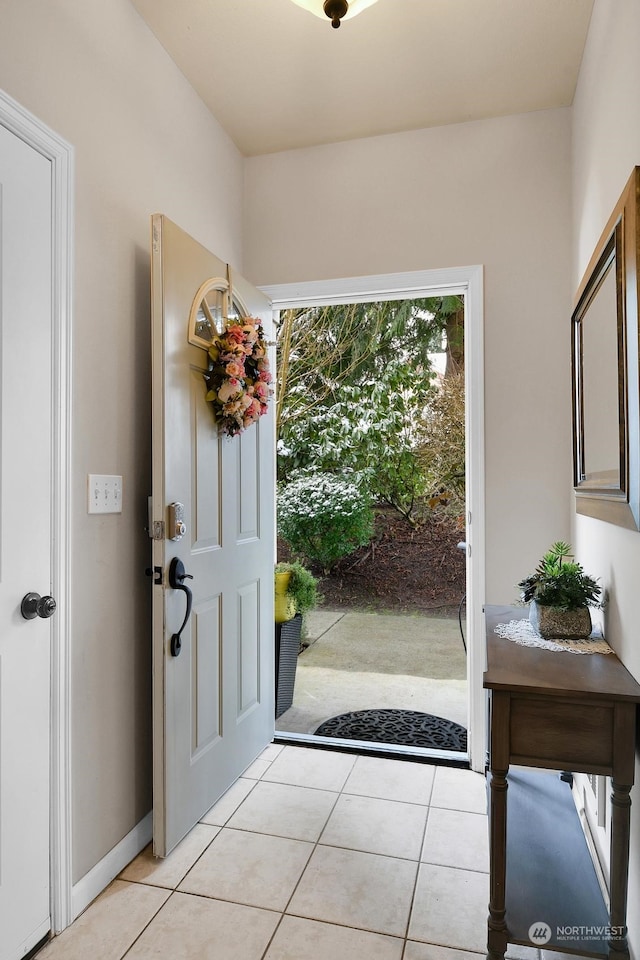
<box><xmin>21</xmin><ymin>592</ymin><xmax>57</xmax><ymax>620</ymax></box>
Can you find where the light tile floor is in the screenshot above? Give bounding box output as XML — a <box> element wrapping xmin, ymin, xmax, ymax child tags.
<box><xmin>37</xmin><ymin>744</ymin><xmax>546</xmax><ymax>960</ymax></box>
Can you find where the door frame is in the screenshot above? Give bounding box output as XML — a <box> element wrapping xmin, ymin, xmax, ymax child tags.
<box><xmin>261</xmin><ymin>265</ymin><xmax>486</xmax><ymax>772</ymax></box>
<box><xmin>0</xmin><ymin>89</ymin><xmax>74</xmax><ymax>932</ymax></box>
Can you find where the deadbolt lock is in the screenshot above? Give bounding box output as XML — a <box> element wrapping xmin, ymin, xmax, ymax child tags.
<box><xmin>167</xmin><ymin>501</ymin><xmax>186</xmax><ymax>541</ymax></box>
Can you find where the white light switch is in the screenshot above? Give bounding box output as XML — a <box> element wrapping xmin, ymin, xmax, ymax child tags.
<box><xmin>88</xmin><ymin>474</ymin><xmax>123</xmax><ymax>514</ymax></box>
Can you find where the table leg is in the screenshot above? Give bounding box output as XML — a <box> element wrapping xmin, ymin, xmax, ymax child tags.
<box><xmin>487</xmin><ymin>765</ymin><xmax>508</xmax><ymax>960</ymax></box>
<box><xmin>608</xmin><ymin>779</ymin><xmax>631</xmax><ymax>960</ymax></box>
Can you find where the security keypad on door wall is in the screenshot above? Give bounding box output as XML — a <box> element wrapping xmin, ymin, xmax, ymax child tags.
<box><xmin>167</xmin><ymin>501</ymin><xmax>186</xmax><ymax>540</ymax></box>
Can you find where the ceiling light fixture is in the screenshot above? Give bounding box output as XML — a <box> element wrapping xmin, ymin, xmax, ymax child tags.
<box><xmin>290</xmin><ymin>0</ymin><xmax>378</xmax><ymax>29</ymax></box>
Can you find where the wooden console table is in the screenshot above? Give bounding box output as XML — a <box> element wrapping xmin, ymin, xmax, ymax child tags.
<box><xmin>484</xmin><ymin>605</ymin><xmax>640</xmax><ymax>960</ymax></box>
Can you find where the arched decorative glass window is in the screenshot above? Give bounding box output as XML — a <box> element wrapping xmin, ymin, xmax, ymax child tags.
<box><xmin>188</xmin><ymin>274</ymin><xmax>249</xmax><ymax>349</ymax></box>
<box><xmin>188</xmin><ymin>277</ymin><xmax>227</xmax><ymax>348</ymax></box>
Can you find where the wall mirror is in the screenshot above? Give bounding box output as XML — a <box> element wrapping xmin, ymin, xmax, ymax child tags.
<box><xmin>572</xmin><ymin>166</ymin><xmax>640</xmax><ymax>529</ymax></box>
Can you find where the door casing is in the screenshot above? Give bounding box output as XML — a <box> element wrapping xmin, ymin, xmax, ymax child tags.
<box><xmin>0</xmin><ymin>89</ymin><xmax>74</xmax><ymax>933</ymax></box>
<box><xmin>261</xmin><ymin>266</ymin><xmax>486</xmax><ymax>771</ymax></box>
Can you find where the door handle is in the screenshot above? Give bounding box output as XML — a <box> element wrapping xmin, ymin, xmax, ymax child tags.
<box><xmin>168</xmin><ymin>558</ymin><xmax>193</xmax><ymax>657</ymax></box>
<box><xmin>21</xmin><ymin>592</ymin><xmax>57</xmax><ymax>620</ymax></box>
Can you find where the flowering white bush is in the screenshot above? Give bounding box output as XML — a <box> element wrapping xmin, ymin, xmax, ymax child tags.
<box><xmin>277</xmin><ymin>474</ymin><xmax>374</xmax><ymax>572</ymax></box>
<box><xmin>277</xmin><ymin>361</ymin><xmax>434</xmax><ymax>522</ymax></box>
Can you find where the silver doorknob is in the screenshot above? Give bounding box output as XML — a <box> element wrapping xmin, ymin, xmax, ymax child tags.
<box><xmin>21</xmin><ymin>592</ymin><xmax>57</xmax><ymax>620</ymax></box>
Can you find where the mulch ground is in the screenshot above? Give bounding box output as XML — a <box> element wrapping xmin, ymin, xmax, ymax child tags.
<box><xmin>279</xmin><ymin>506</ymin><xmax>467</xmax><ymax>617</ymax></box>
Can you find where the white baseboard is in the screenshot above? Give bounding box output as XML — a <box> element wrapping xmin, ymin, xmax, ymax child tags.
<box><xmin>70</xmin><ymin>812</ymin><xmax>152</xmax><ymax>921</ymax></box>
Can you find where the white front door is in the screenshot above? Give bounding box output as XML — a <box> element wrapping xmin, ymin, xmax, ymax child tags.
<box><xmin>151</xmin><ymin>215</ymin><xmax>275</xmax><ymax>857</ymax></box>
<box><xmin>0</xmin><ymin>124</ymin><xmax>53</xmax><ymax>958</ymax></box>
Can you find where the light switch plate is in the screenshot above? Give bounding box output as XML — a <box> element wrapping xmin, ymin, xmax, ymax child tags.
<box><xmin>88</xmin><ymin>474</ymin><xmax>123</xmax><ymax>514</ymax></box>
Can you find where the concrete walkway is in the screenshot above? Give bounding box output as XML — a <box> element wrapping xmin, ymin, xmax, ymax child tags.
<box><xmin>275</xmin><ymin>609</ymin><xmax>468</xmax><ymax>736</ymax></box>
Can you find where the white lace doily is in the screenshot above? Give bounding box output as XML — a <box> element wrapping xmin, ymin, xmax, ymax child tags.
<box><xmin>494</xmin><ymin>618</ymin><xmax>612</xmax><ymax>655</ymax></box>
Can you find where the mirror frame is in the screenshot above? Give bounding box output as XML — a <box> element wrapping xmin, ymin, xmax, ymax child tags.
<box><xmin>571</xmin><ymin>166</ymin><xmax>640</xmax><ymax>529</ymax></box>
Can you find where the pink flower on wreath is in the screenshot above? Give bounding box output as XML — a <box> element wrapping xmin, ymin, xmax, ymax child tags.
<box><xmin>225</xmin><ymin>326</ymin><xmax>245</xmax><ymax>344</ymax></box>
<box><xmin>258</xmin><ymin>370</ymin><xmax>272</xmax><ymax>383</ymax></box>
<box><xmin>225</xmin><ymin>360</ymin><xmax>245</xmax><ymax>378</ymax></box>
<box><xmin>218</xmin><ymin>378</ymin><xmax>243</xmax><ymax>403</ymax></box>
<box><xmin>254</xmin><ymin>382</ymin><xmax>269</xmax><ymax>401</ymax></box>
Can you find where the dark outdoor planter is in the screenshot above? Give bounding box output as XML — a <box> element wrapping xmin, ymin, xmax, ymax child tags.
<box><xmin>275</xmin><ymin>613</ymin><xmax>302</xmax><ymax>718</ymax></box>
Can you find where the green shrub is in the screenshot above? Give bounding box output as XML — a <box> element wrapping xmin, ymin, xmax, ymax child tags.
<box><xmin>274</xmin><ymin>561</ymin><xmax>320</xmax><ymax>618</ymax></box>
<box><xmin>278</xmin><ymin>474</ymin><xmax>374</xmax><ymax>572</ymax></box>
<box><xmin>278</xmin><ymin>360</ymin><xmax>435</xmax><ymax>524</ymax></box>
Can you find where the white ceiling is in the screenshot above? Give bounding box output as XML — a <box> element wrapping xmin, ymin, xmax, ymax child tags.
<box><xmin>130</xmin><ymin>0</ymin><xmax>594</xmax><ymax>157</ymax></box>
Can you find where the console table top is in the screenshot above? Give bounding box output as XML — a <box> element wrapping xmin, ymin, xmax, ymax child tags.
<box><xmin>484</xmin><ymin>604</ymin><xmax>640</xmax><ymax>703</ymax></box>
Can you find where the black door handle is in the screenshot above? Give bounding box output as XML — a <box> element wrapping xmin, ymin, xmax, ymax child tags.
<box><xmin>21</xmin><ymin>592</ymin><xmax>57</xmax><ymax>620</ymax></box>
<box><xmin>168</xmin><ymin>558</ymin><xmax>193</xmax><ymax>657</ymax></box>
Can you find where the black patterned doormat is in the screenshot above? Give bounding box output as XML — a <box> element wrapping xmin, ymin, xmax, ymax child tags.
<box><xmin>314</xmin><ymin>708</ymin><xmax>467</xmax><ymax>751</ymax></box>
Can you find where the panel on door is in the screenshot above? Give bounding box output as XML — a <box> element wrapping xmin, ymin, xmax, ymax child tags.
<box><xmin>151</xmin><ymin>215</ymin><xmax>275</xmax><ymax>857</ymax></box>
<box><xmin>0</xmin><ymin>125</ymin><xmax>52</xmax><ymax>959</ymax></box>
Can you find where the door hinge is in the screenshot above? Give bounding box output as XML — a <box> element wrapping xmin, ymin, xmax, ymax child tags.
<box><xmin>150</xmin><ymin>520</ymin><xmax>165</xmax><ymax>540</ymax></box>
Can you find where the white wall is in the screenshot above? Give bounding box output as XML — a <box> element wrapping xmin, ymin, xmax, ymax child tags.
<box><xmin>245</xmin><ymin>108</ymin><xmax>573</xmax><ymax>602</ymax></box>
<box><xmin>572</xmin><ymin>0</ymin><xmax>640</xmax><ymax>952</ymax></box>
<box><xmin>0</xmin><ymin>0</ymin><xmax>244</xmax><ymax>882</ymax></box>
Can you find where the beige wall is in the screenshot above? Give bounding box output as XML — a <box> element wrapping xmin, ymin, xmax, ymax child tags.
<box><xmin>245</xmin><ymin>108</ymin><xmax>574</xmax><ymax>602</ymax></box>
<box><xmin>1</xmin><ymin>0</ymin><xmax>616</xmax><ymax>925</ymax></box>
<box><xmin>572</xmin><ymin>0</ymin><xmax>640</xmax><ymax>951</ymax></box>
<box><xmin>0</xmin><ymin>0</ymin><xmax>244</xmax><ymax>882</ymax></box>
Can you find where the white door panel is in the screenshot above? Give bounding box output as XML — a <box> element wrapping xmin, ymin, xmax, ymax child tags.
<box><xmin>0</xmin><ymin>124</ymin><xmax>52</xmax><ymax>959</ymax></box>
<box><xmin>151</xmin><ymin>216</ymin><xmax>274</xmax><ymax>857</ymax></box>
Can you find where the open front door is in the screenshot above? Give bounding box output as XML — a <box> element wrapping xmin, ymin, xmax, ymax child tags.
<box><xmin>151</xmin><ymin>215</ymin><xmax>275</xmax><ymax>857</ymax></box>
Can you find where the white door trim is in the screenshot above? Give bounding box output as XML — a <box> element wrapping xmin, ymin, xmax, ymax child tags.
<box><xmin>0</xmin><ymin>89</ymin><xmax>74</xmax><ymax>933</ymax></box>
<box><xmin>261</xmin><ymin>266</ymin><xmax>486</xmax><ymax>772</ymax></box>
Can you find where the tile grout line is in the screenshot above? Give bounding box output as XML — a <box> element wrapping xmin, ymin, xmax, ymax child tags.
<box><xmin>118</xmin><ymin>887</ymin><xmax>176</xmax><ymax>960</ymax></box>
<box><xmin>262</xmin><ymin>748</ymin><xmax>438</xmax><ymax>949</ymax></box>
<box><xmin>118</xmin><ymin>750</ymin><xmax>280</xmax><ymax>960</ymax></box>
<box><xmin>400</xmin><ymin>765</ymin><xmax>438</xmax><ymax>956</ymax></box>
<box><xmin>120</xmin><ymin>745</ymin><xmax>490</xmax><ymax>959</ymax></box>
<box><xmin>257</xmin><ymin>745</ymin><xmax>353</xmax><ymax>960</ymax></box>
<box><xmin>117</xmin><ymin>772</ymin><xmax>264</xmax><ymax>960</ymax></box>
<box><xmin>274</xmin><ymin>749</ymin><xmax>355</xmax><ymax>915</ymax></box>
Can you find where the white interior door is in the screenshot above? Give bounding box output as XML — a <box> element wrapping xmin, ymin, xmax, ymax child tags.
<box><xmin>0</xmin><ymin>124</ymin><xmax>52</xmax><ymax>958</ymax></box>
<box><xmin>151</xmin><ymin>215</ymin><xmax>275</xmax><ymax>857</ymax></box>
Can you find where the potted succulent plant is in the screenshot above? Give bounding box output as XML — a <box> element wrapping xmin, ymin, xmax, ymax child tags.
<box><xmin>518</xmin><ymin>541</ymin><xmax>602</xmax><ymax>640</ymax></box>
<box><xmin>274</xmin><ymin>561</ymin><xmax>319</xmax><ymax>718</ymax></box>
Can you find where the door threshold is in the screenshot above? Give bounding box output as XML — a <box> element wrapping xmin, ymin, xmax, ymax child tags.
<box><xmin>274</xmin><ymin>731</ymin><xmax>469</xmax><ymax>768</ymax></box>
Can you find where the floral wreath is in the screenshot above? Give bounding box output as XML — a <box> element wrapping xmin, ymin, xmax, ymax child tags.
<box><xmin>203</xmin><ymin>316</ymin><xmax>273</xmax><ymax>437</ymax></box>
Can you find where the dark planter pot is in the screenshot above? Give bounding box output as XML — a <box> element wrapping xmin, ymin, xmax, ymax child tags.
<box><xmin>529</xmin><ymin>600</ymin><xmax>592</xmax><ymax>640</ymax></box>
<box><xmin>275</xmin><ymin>613</ymin><xmax>303</xmax><ymax>718</ymax></box>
